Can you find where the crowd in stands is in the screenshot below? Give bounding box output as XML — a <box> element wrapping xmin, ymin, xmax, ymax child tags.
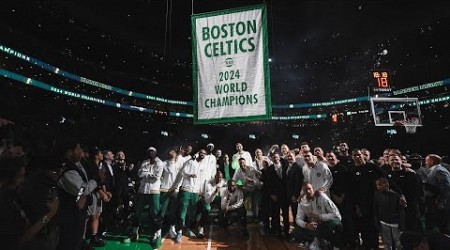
<box><xmin>2</xmin><ymin>1</ymin><xmax>449</xmax><ymax>105</ymax></box>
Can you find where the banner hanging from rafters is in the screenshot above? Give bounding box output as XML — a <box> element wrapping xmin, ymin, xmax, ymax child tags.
<box><xmin>191</xmin><ymin>4</ymin><xmax>271</xmax><ymax>124</ymax></box>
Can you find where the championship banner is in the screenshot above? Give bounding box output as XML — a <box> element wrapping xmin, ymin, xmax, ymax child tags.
<box><xmin>191</xmin><ymin>4</ymin><xmax>272</xmax><ymax>124</ymax></box>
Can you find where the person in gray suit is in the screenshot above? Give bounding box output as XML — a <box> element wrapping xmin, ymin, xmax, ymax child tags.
<box><xmin>424</xmin><ymin>154</ymin><xmax>450</xmax><ymax>234</ymax></box>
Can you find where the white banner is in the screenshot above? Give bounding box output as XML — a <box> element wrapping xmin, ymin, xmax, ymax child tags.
<box><xmin>192</xmin><ymin>5</ymin><xmax>271</xmax><ymax>124</ymax></box>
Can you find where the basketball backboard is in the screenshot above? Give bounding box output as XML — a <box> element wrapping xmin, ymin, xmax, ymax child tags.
<box><xmin>370</xmin><ymin>97</ymin><xmax>422</xmax><ymax>127</ymax></box>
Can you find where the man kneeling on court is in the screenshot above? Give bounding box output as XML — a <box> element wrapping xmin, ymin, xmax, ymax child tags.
<box><xmin>291</xmin><ymin>182</ymin><xmax>343</xmax><ymax>249</ymax></box>
<box><xmin>219</xmin><ymin>179</ymin><xmax>249</xmax><ymax>238</ymax></box>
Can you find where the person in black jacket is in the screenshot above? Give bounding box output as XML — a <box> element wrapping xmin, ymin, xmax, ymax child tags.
<box><xmin>19</xmin><ymin>154</ymin><xmax>63</xmax><ymax>250</ymax></box>
<box><xmin>285</xmin><ymin>151</ymin><xmax>303</xmax><ymax>227</ymax></box>
<box><xmin>258</xmin><ymin>158</ymin><xmax>271</xmax><ymax>235</ymax></box>
<box><xmin>349</xmin><ymin>149</ymin><xmax>387</xmax><ymax>250</ymax></box>
<box><xmin>84</xmin><ymin>147</ymin><xmax>108</xmax><ymax>247</ymax></box>
<box><xmin>386</xmin><ymin>155</ymin><xmax>422</xmax><ymax>232</ymax></box>
<box><xmin>326</xmin><ymin>150</ymin><xmax>358</xmax><ymax>248</ymax></box>
<box><xmin>57</xmin><ymin>139</ymin><xmax>105</xmax><ymax>250</ymax></box>
<box><xmin>337</xmin><ymin>142</ymin><xmax>352</xmax><ymax>166</ymax></box>
<box><xmin>113</xmin><ymin>151</ymin><xmax>130</xmax><ymax>223</ymax></box>
<box><xmin>265</xmin><ymin>153</ymin><xmax>290</xmax><ymax>237</ymax></box>
<box><xmin>218</xmin><ymin>154</ymin><xmax>235</xmax><ymax>181</ymax></box>
<box><xmin>0</xmin><ymin>156</ymin><xmax>59</xmax><ymax>250</ymax></box>
<box><xmin>373</xmin><ymin>178</ymin><xmax>404</xmax><ymax>250</ymax></box>
<box><xmin>100</xmin><ymin>150</ymin><xmax>116</xmax><ymax>233</ymax></box>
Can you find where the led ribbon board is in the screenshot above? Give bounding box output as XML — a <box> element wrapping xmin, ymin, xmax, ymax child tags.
<box><xmin>2</xmin><ymin>44</ymin><xmax>450</xmax><ymax>109</ymax></box>
<box><xmin>0</xmin><ymin>68</ymin><xmax>193</xmax><ymax>118</ymax></box>
<box><xmin>191</xmin><ymin>4</ymin><xmax>272</xmax><ymax>124</ymax></box>
<box><xmin>0</xmin><ymin>44</ymin><xmax>191</xmax><ymax>106</ymax></box>
<box><xmin>1</xmin><ymin>67</ymin><xmax>448</xmax><ymax>121</ymax></box>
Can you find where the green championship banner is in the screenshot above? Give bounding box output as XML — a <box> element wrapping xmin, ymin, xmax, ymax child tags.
<box><xmin>191</xmin><ymin>4</ymin><xmax>271</xmax><ymax>124</ymax></box>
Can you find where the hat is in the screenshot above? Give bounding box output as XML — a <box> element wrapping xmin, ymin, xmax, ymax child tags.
<box><xmin>207</xmin><ymin>143</ymin><xmax>214</xmax><ymax>148</ymax></box>
<box><xmin>147</xmin><ymin>147</ymin><xmax>157</xmax><ymax>152</ymax></box>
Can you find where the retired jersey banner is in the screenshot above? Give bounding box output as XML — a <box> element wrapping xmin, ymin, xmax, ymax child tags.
<box><xmin>191</xmin><ymin>4</ymin><xmax>272</xmax><ymax>124</ymax></box>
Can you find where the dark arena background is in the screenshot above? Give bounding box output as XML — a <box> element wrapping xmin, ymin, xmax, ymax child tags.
<box><xmin>1</xmin><ymin>1</ymin><xmax>450</xmax><ymax>250</ymax></box>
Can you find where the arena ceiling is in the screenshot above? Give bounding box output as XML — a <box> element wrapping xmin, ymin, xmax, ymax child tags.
<box><xmin>2</xmin><ymin>0</ymin><xmax>450</xmax><ymax>104</ymax></box>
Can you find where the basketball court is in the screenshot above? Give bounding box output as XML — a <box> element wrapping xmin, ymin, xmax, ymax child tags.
<box><xmin>97</xmin><ymin>212</ymin><xmax>387</xmax><ymax>250</ymax></box>
<box><xmin>98</xmin><ymin>222</ymin><xmax>308</xmax><ymax>250</ymax></box>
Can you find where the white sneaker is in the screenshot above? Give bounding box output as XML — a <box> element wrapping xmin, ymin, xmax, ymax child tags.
<box><xmin>308</xmin><ymin>242</ymin><xmax>319</xmax><ymax>250</ymax></box>
<box><xmin>198</xmin><ymin>226</ymin><xmax>205</xmax><ymax>238</ymax></box>
<box><xmin>175</xmin><ymin>230</ymin><xmax>182</xmax><ymax>243</ymax></box>
<box><xmin>152</xmin><ymin>229</ymin><xmax>161</xmax><ymax>243</ymax></box>
<box><xmin>169</xmin><ymin>225</ymin><xmax>177</xmax><ymax>239</ymax></box>
<box><xmin>297</xmin><ymin>241</ymin><xmax>309</xmax><ymax>248</ymax></box>
<box><xmin>309</xmin><ymin>237</ymin><xmax>321</xmax><ymax>250</ymax></box>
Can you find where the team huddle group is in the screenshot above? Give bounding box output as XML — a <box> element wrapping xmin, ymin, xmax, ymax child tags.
<box><xmin>2</xmin><ymin>138</ymin><xmax>449</xmax><ymax>250</ymax></box>
<box><xmin>125</xmin><ymin>141</ymin><xmax>450</xmax><ymax>250</ymax></box>
<box><xmin>68</xmin><ymin>141</ymin><xmax>448</xmax><ymax>250</ymax></box>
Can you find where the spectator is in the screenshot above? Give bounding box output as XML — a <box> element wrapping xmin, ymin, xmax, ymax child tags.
<box><xmin>386</xmin><ymin>154</ymin><xmax>422</xmax><ymax>232</ymax></box>
<box><xmin>195</xmin><ymin>171</ymin><xmax>227</xmax><ymax>238</ymax></box>
<box><xmin>232</xmin><ymin>143</ymin><xmax>253</xmax><ymax>167</ymax></box>
<box><xmin>84</xmin><ymin>147</ymin><xmax>108</xmax><ymax>247</ymax></box>
<box><xmin>170</xmin><ymin>149</ymin><xmax>207</xmax><ymax>243</ymax></box>
<box><xmin>373</xmin><ymin>178</ymin><xmax>404</xmax><ymax>250</ymax></box>
<box><xmin>313</xmin><ymin>147</ymin><xmax>327</xmax><ymax>163</ymax></box>
<box><xmin>100</xmin><ymin>150</ymin><xmax>116</xmax><ymax>233</ymax></box>
<box><xmin>218</xmin><ymin>153</ymin><xmax>234</xmax><ymax>181</ymax></box>
<box><xmin>57</xmin><ymin>139</ymin><xmax>105</xmax><ymax>250</ymax></box>
<box><xmin>132</xmin><ymin>147</ymin><xmax>163</xmax><ymax>248</ymax></box>
<box><xmin>337</xmin><ymin>142</ymin><xmax>352</xmax><ymax>166</ymax></box>
<box><xmin>292</xmin><ymin>182</ymin><xmax>343</xmax><ymax>249</ymax></box>
<box><xmin>232</xmin><ymin>157</ymin><xmax>262</xmax><ymax>223</ymax></box>
<box><xmin>265</xmin><ymin>153</ymin><xmax>290</xmax><ymax>237</ymax></box>
<box><xmin>159</xmin><ymin>148</ymin><xmax>182</xmax><ymax>239</ymax></box>
<box><xmin>219</xmin><ymin>179</ymin><xmax>248</xmax><ymax>238</ymax></box>
<box><xmin>0</xmin><ymin>156</ymin><xmax>59</xmax><ymax>249</ymax></box>
<box><xmin>19</xmin><ymin>154</ymin><xmax>62</xmax><ymax>249</ymax></box>
<box><xmin>348</xmin><ymin>148</ymin><xmax>386</xmax><ymax>249</ymax></box>
<box><xmin>424</xmin><ymin>154</ymin><xmax>450</xmax><ymax>234</ymax></box>
<box><xmin>326</xmin><ymin>150</ymin><xmax>357</xmax><ymax>248</ymax></box>
<box><xmin>302</xmin><ymin>151</ymin><xmax>333</xmax><ymax>196</ymax></box>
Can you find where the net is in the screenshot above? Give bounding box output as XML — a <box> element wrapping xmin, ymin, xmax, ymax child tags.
<box><xmin>404</xmin><ymin>117</ymin><xmax>420</xmax><ymax>134</ymax></box>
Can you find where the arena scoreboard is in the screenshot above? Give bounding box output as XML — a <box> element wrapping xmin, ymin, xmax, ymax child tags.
<box><xmin>372</xmin><ymin>70</ymin><xmax>392</xmax><ymax>94</ymax></box>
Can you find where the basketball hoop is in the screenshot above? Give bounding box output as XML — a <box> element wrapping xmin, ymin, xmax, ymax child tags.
<box><xmin>404</xmin><ymin>117</ymin><xmax>420</xmax><ymax>134</ymax></box>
